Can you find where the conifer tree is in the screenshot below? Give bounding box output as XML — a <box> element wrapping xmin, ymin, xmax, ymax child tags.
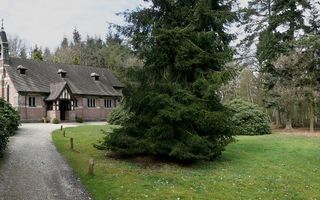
<box><xmin>97</xmin><ymin>0</ymin><xmax>236</xmax><ymax>161</ymax></box>
<box><xmin>242</xmin><ymin>0</ymin><xmax>311</xmax><ymax>129</ymax></box>
<box><xmin>31</xmin><ymin>46</ymin><xmax>43</xmax><ymax>61</ymax></box>
<box><xmin>73</xmin><ymin>28</ymin><xmax>81</xmax><ymax>45</ymax></box>
<box><xmin>61</xmin><ymin>37</ymin><xmax>69</xmax><ymax>49</ymax></box>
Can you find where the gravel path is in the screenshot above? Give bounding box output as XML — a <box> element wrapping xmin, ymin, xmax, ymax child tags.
<box><xmin>0</xmin><ymin>122</ymin><xmax>105</xmax><ymax>200</ymax></box>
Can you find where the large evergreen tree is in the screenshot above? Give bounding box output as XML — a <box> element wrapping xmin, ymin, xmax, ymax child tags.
<box><xmin>97</xmin><ymin>0</ymin><xmax>236</xmax><ymax>161</ymax></box>
<box><xmin>253</xmin><ymin>0</ymin><xmax>311</xmax><ymax>129</ymax></box>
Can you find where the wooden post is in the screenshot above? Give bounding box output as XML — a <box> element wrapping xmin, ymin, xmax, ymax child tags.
<box><xmin>88</xmin><ymin>159</ymin><xmax>95</xmax><ymax>175</ymax></box>
<box><xmin>61</xmin><ymin>125</ymin><xmax>63</xmax><ymax>131</ymax></box>
<box><xmin>70</xmin><ymin>138</ymin><xmax>74</xmax><ymax>150</ymax></box>
<box><xmin>63</xmin><ymin>130</ymin><xmax>66</xmax><ymax>137</ymax></box>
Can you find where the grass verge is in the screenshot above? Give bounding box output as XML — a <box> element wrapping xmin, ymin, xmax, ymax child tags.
<box><xmin>53</xmin><ymin>125</ymin><xmax>320</xmax><ymax>200</ymax></box>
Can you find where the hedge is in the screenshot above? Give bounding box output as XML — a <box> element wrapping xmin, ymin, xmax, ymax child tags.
<box><xmin>0</xmin><ymin>98</ymin><xmax>20</xmax><ymax>153</ymax></box>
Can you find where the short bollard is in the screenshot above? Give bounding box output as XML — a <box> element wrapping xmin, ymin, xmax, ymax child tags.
<box><xmin>63</xmin><ymin>130</ymin><xmax>66</xmax><ymax>137</ymax></box>
<box><xmin>70</xmin><ymin>138</ymin><xmax>74</xmax><ymax>150</ymax></box>
<box><xmin>88</xmin><ymin>159</ymin><xmax>95</xmax><ymax>175</ymax></box>
<box><xmin>61</xmin><ymin>125</ymin><xmax>63</xmax><ymax>131</ymax></box>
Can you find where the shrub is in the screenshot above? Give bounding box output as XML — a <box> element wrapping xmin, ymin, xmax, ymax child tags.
<box><xmin>51</xmin><ymin>118</ymin><xmax>60</xmax><ymax>124</ymax></box>
<box><xmin>75</xmin><ymin>116</ymin><xmax>84</xmax><ymax>123</ymax></box>
<box><xmin>0</xmin><ymin>98</ymin><xmax>20</xmax><ymax>153</ymax></box>
<box><xmin>42</xmin><ymin>117</ymin><xmax>48</xmax><ymax>123</ymax></box>
<box><xmin>108</xmin><ymin>105</ymin><xmax>132</xmax><ymax>125</ymax></box>
<box><xmin>226</xmin><ymin>99</ymin><xmax>271</xmax><ymax>135</ymax></box>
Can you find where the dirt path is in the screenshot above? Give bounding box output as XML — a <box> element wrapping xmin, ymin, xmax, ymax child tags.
<box><xmin>0</xmin><ymin>122</ymin><xmax>105</xmax><ymax>200</ymax></box>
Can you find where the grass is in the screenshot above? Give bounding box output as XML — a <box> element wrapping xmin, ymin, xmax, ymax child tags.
<box><xmin>53</xmin><ymin>125</ymin><xmax>320</xmax><ymax>200</ymax></box>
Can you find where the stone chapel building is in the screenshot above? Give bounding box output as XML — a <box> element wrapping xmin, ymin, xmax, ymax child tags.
<box><xmin>0</xmin><ymin>27</ymin><xmax>122</xmax><ymax>122</ymax></box>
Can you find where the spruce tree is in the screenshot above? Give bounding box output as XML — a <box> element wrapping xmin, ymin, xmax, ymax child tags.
<box><xmin>97</xmin><ymin>0</ymin><xmax>236</xmax><ymax>161</ymax></box>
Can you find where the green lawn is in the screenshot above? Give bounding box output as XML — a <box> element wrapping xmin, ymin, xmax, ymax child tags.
<box><xmin>52</xmin><ymin>125</ymin><xmax>320</xmax><ymax>200</ymax></box>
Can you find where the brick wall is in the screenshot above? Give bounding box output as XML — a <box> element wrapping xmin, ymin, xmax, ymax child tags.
<box><xmin>74</xmin><ymin>97</ymin><xmax>115</xmax><ymax>121</ymax></box>
<box><xmin>17</xmin><ymin>95</ymin><xmax>47</xmax><ymax>122</ymax></box>
<box><xmin>0</xmin><ymin>66</ymin><xmax>19</xmax><ymax>106</ymax></box>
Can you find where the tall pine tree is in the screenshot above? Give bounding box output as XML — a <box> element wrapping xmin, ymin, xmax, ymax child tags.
<box><xmin>257</xmin><ymin>0</ymin><xmax>311</xmax><ymax>129</ymax></box>
<box><xmin>97</xmin><ymin>0</ymin><xmax>236</xmax><ymax>161</ymax></box>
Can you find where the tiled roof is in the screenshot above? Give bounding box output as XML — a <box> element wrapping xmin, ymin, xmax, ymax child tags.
<box><xmin>5</xmin><ymin>57</ymin><xmax>123</xmax><ymax>97</ymax></box>
<box><xmin>46</xmin><ymin>82</ymin><xmax>68</xmax><ymax>101</ymax></box>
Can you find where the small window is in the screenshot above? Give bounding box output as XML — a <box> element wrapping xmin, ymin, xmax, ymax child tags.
<box><xmin>104</xmin><ymin>99</ymin><xmax>113</xmax><ymax>108</ymax></box>
<box><xmin>29</xmin><ymin>96</ymin><xmax>36</xmax><ymax>107</ymax></box>
<box><xmin>75</xmin><ymin>99</ymin><xmax>78</xmax><ymax>107</ymax></box>
<box><xmin>20</xmin><ymin>69</ymin><xmax>26</xmax><ymax>74</ymax></box>
<box><xmin>87</xmin><ymin>98</ymin><xmax>96</xmax><ymax>108</ymax></box>
<box><xmin>61</xmin><ymin>89</ymin><xmax>70</xmax><ymax>99</ymax></box>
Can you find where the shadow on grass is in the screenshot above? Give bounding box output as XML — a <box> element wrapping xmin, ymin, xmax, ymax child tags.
<box><xmin>104</xmin><ymin>152</ymin><xmax>230</xmax><ymax>170</ymax></box>
<box><xmin>0</xmin><ymin>151</ymin><xmax>8</xmax><ymax>167</ymax></box>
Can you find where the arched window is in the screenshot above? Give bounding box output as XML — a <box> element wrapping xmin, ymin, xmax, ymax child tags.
<box><xmin>6</xmin><ymin>84</ymin><xmax>9</xmax><ymax>102</ymax></box>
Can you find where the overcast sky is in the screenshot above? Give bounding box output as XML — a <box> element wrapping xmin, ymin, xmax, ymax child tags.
<box><xmin>0</xmin><ymin>0</ymin><xmax>248</xmax><ymax>52</ymax></box>
<box><xmin>0</xmin><ymin>0</ymin><xmax>148</xmax><ymax>51</ymax></box>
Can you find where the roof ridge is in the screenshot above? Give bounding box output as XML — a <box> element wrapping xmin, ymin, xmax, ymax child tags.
<box><xmin>9</xmin><ymin>57</ymin><xmax>109</xmax><ymax>70</ymax></box>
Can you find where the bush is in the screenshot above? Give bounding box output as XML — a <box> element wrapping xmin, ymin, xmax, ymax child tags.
<box><xmin>0</xmin><ymin>98</ymin><xmax>20</xmax><ymax>153</ymax></box>
<box><xmin>75</xmin><ymin>116</ymin><xmax>84</xmax><ymax>123</ymax></box>
<box><xmin>51</xmin><ymin>118</ymin><xmax>60</xmax><ymax>124</ymax></box>
<box><xmin>42</xmin><ymin>117</ymin><xmax>48</xmax><ymax>123</ymax></box>
<box><xmin>108</xmin><ymin>105</ymin><xmax>132</xmax><ymax>125</ymax></box>
<box><xmin>226</xmin><ymin>99</ymin><xmax>271</xmax><ymax>135</ymax></box>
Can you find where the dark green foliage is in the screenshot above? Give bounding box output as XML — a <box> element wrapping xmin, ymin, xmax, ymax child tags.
<box><xmin>99</xmin><ymin>82</ymin><xmax>235</xmax><ymax>161</ymax></box>
<box><xmin>51</xmin><ymin>118</ymin><xmax>60</xmax><ymax>124</ymax></box>
<box><xmin>96</xmin><ymin>0</ymin><xmax>236</xmax><ymax>161</ymax></box>
<box><xmin>31</xmin><ymin>46</ymin><xmax>43</xmax><ymax>61</ymax></box>
<box><xmin>75</xmin><ymin>116</ymin><xmax>84</xmax><ymax>123</ymax></box>
<box><xmin>227</xmin><ymin>99</ymin><xmax>271</xmax><ymax>135</ymax></box>
<box><xmin>0</xmin><ymin>98</ymin><xmax>20</xmax><ymax>153</ymax></box>
<box><xmin>108</xmin><ymin>104</ymin><xmax>132</xmax><ymax>125</ymax></box>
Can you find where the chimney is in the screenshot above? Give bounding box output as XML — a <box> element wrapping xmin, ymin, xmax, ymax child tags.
<box><xmin>58</xmin><ymin>69</ymin><xmax>67</xmax><ymax>78</ymax></box>
<box><xmin>91</xmin><ymin>72</ymin><xmax>100</xmax><ymax>81</ymax></box>
<box><xmin>17</xmin><ymin>65</ymin><xmax>27</xmax><ymax>75</ymax></box>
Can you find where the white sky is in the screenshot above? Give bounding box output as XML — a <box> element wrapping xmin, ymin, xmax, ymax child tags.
<box><xmin>0</xmin><ymin>0</ymin><xmax>247</xmax><ymax>51</ymax></box>
<box><xmin>0</xmin><ymin>0</ymin><xmax>147</xmax><ymax>50</ymax></box>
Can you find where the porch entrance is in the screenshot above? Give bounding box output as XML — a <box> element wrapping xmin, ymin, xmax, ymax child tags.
<box><xmin>59</xmin><ymin>100</ymin><xmax>71</xmax><ymax>121</ymax></box>
<box><xmin>45</xmin><ymin>82</ymin><xmax>76</xmax><ymax>122</ymax></box>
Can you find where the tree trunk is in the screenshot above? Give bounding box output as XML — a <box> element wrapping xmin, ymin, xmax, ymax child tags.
<box><xmin>285</xmin><ymin>111</ymin><xmax>293</xmax><ymax>130</ymax></box>
<box><xmin>274</xmin><ymin>108</ymin><xmax>281</xmax><ymax>128</ymax></box>
<box><xmin>309</xmin><ymin>101</ymin><xmax>315</xmax><ymax>132</ymax></box>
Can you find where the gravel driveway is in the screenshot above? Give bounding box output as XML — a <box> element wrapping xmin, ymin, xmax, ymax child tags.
<box><xmin>0</xmin><ymin>122</ymin><xmax>105</xmax><ymax>200</ymax></box>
